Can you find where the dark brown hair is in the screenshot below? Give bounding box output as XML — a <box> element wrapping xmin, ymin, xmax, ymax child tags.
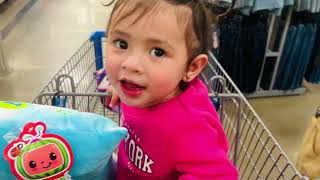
<box><xmin>107</xmin><ymin>0</ymin><xmax>215</xmax><ymax>89</ymax></box>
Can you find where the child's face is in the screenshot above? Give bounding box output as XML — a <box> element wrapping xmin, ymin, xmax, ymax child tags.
<box><xmin>105</xmin><ymin>4</ymin><xmax>190</xmax><ymax>108</ymax></box>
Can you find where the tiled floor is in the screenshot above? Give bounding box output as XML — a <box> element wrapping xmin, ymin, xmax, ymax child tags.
<box><xmin>0</xmin><ymin>0</ymin><xmax>320</xmax><ymax>170</ymax></box>
<box><xmin>0</xmin><ymin>0</ymin><xmax>112</xmax><ymax>101</ymax></box>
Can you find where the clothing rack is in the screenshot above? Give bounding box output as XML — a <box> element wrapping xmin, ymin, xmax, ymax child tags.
<box><xmin>246</xmin><ymin>2</ymin><xmax>320</xmax><ymax>98</ymax></box>
<box><xmin>214</xmin><ymin>0</ymin><xmax>320</xmax><ymax>98</ymax></box>
<box><xmin>245</xmin><ymin>6</ymin><xmax>308</xmax><ymax>98</ymax></box>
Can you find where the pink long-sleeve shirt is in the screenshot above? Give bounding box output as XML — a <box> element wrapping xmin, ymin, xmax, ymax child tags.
<box><xmin>117</xmin><ymin>79</ymin><xmax>238</xmax><ymax>180</ymax></box>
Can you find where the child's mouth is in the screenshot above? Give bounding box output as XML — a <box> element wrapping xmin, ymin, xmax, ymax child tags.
<box><xmin>120</xmin><ymin>79</ymin><xmax>145</xmax><ymax>96</ymax></box>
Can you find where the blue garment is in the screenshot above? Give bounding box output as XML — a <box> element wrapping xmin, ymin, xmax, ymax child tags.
<box><xmin>291</xmin><ymin>24</ymin><xmax>317</xmax><ymax>89</ymax></box>
<box><xmin>290</xmin><ymin>24</ymin><xmax>311</xmax><ymax>89</ymax></box>
<box><xmin>299</xmin><ymin>24</ymin><xmax>317</xmax><ymax>86</ymax></box>
<box><xmin>274</xmin><ymin>26</ymin><xmax>297</xmax><ymax>89</ymax></box>
<box><xmin>305</xmin><ymin>13</ymin><xmax>320</xmax><ymax>83</ymax></box>
<box><xmin>316</xmin><ymin>68</ymin><xmax>320</xmax><ymax>82</ymax></box>
<box><xmin>252</xmin><ymin>0</ymin><xmax>284</xmax><ymax>15</ymax></box>
<box><xmin>281</xmin><ymin>24</ymin><xmax>305</xmax><ymax>90</ymax></box>
<box><xmin>309</xmin><ymin>67</ymin><xmax>320</xmax><ymax>83</ymax></box>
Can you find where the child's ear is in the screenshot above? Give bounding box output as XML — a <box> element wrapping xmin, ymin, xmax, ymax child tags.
<box><xmin>183</xmin><ymin>54</ymin><xmax>208</xmax><ymax>82</ymax></box>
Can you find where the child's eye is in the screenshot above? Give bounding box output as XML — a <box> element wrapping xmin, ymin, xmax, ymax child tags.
<box><xmin>150</xmin><ymin>48</ymin><xmax>166</xmax><ymax>58</ymax></box>
<box><xmin>114</xmin><ymin>39</ymin><xmax>128</xmax><ymax>49</ymax></box>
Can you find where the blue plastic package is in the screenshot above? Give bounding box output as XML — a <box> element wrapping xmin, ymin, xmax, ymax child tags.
<box><xmin>0</xmin><ymin>101</ymin><xmax>127</xmax><ymax>180</ymax></box>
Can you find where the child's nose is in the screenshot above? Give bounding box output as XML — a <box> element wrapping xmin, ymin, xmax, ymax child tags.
<box><xmin>121</xmin><ymin>56</ymin><xmax>143</xmax><ymax>74</ymax></box>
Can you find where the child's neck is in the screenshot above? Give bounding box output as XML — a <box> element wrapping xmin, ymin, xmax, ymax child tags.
<box><xmin>138</xmin><ymin>88</ymin><xmax>183</xmax><ymax>109</ymax></box>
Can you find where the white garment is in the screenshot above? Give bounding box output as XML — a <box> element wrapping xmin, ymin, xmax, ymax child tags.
<box><xmin>301</xmin><ymin>0</ymin><xmax>311</xmax><ymax>11</ymax></box>
<box><xmin>311</xmin><ymin>0</ymin><xmax>317</xmax><ymax>13</ymax></box>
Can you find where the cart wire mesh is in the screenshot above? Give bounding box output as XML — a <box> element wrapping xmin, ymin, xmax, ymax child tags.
<box><xmin>33</xmin><ymin>35</ymin><xmax>302</xmax><ymax>180</ymax></box>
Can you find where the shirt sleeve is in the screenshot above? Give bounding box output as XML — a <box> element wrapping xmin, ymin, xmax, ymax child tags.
<box><xmin>168</xmin><ymin>117</ymin><xmax>238</xmax><ymax>180</ymax></box>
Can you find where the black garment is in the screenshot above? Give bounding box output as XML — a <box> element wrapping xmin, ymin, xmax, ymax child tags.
<box><xmin>218</xmin><ymin>11</ymin><xmax>269</xmax><ymax>93</ymax></box>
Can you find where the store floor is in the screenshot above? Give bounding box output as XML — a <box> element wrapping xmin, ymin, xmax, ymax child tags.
<box><xmin>0</xmin><ymin>0</ymin><xmax>112</xmax><ymax>101</ymax></box>
<box><xmin>0</xmin><ymin>0</ymin><xmax>319</xmax><ymax>169</ymax></box>
<box><xmin>249</xmin><ymin>82</ymin><xmax>320</xmax><ymax>164</ymax></box>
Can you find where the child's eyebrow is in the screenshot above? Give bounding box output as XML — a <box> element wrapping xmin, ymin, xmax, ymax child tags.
<box><xmin>109</xmin><ymin>29</ymin><xmax>174</xmax><ymax>50</ymax></box>
<box><xmin>147</xmin><ymin>38</ymin><xmax>174</xmax><ymax>50</ymax></box>
<box><xmin>109</xmin><ymin>30</ymin><xmax>131</xmax><ymax>38</ymax></box>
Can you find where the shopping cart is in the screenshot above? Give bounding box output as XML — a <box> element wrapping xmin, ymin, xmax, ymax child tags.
<box><xmin>33</xmin><ymin>31</ymin><xmax>302</xmax><ymax>180</ymax></box>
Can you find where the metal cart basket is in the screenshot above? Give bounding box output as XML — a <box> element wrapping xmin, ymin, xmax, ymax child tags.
<box><xmin>33</xmin><ymin>32</ymin><xmax>302</xmax><ymax>180</ymax></box>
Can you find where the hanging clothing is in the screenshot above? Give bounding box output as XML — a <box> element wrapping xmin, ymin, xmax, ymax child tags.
<box><xmin>218</xmin><ymin>11</ymin><xmax>268</xmax><ymax>93</ymax></box>
<box><xmin>252</xmin><ymin>0</ymin><xmax>284</xmax><ymax>15</ymax></box>
<box><xmin>238</xmin><ymin>0</ymin><xmax>294</xmax><ymax>15</ymax></box>
<box><xmin>274</xmin><ymin>26</ymin><xmax>298</xmax><ymax>89</ymax></box>
<box><xmin>232</xmin><ymin>0</ymin><xmax>319</xmax><ymax>14</ymax></box>
<box><xmin>284</xmin><ymin>0</ymin><xmax>294</xmax><ymax>5</ymax></box>
<box><xmin>216</xmin><ymin>3</ymin><xmax>320</xmax><ymax>92</ymax></box>
<box><xmin>294</xmin><ymin>0</ymin><xmax>320</xmax><ymax>13</ymax></box>
<box><xmin>294</xmin><ymin>0</ymin><xmax>301</xmax><ymax>11</ymax></box>
<box><xmin>239</xmin><ymin>0</ymin><xmax>255</xmax><ymax>15</ymax></box>
<box><xmin>305</xmin><ymin>13</ymin><xmax>320</xmax><ymax>84</ymax></box>
<box><xmin>291</xmin><ymin>24</ymin><xmax>317</xmax><ymax>89</ymax></box>
<box><xmin>301</xmin><ymin>0</ymin><xmax>312</xmax><ymax>11</ymax></box>
<box><xmin>273</xmin><ymin>12</ymin><xmax>320</xmax><ymax>90</ymax></box>
<box><xmin>311</xmin><ymin>0</ymin><xmax>319</xmax><ymax>13</ymax></box>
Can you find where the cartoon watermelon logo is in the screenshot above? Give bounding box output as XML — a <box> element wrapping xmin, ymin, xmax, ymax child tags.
<box><xmin>4</xmin><ymin>122</ymin><xmax>74</xmax><ymax>180</ymax></box>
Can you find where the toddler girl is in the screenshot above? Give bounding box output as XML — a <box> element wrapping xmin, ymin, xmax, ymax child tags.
<box><xmin>105</xmin><ymin>0</ymin><xmax>238</xmax><ymax>179</ymax></box>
